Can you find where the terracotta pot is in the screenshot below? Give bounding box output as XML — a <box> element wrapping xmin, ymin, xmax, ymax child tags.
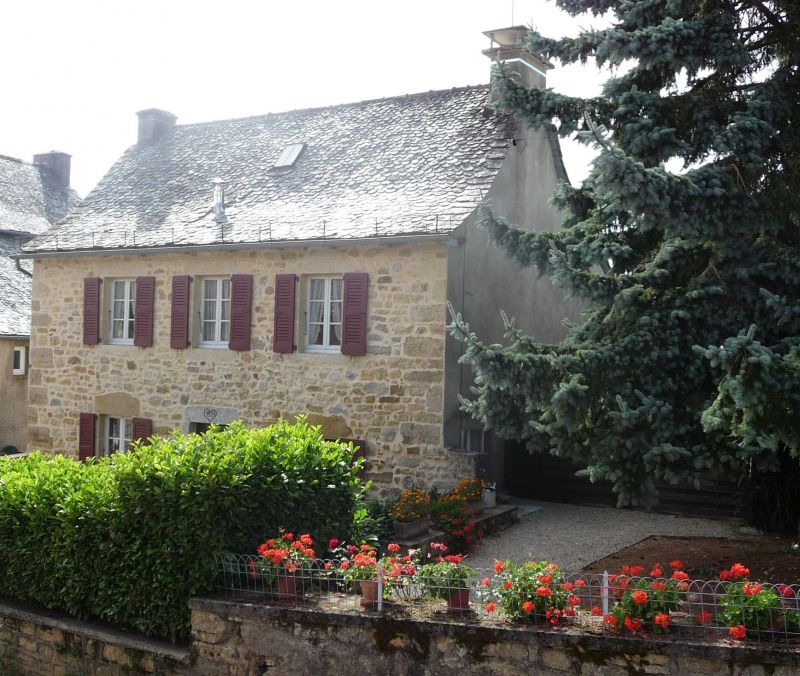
<box><xmin>447</xmin><ymin>588</ymin><xmax>470</xmax><ymax>613</ymax></box>
<box><xmin>360</xmin><ymin>579</ymin><xmax>380</xmax><ymax>609</ymax></box>
<box><xmin>276</xmin><ymin>573</ymin><xmax>298</xmax><ymax>601</ymax></box>
<box><xmin>392</xmin><ymin>516</ymin><xmax>429</xmax><ymax>539</ymax></box>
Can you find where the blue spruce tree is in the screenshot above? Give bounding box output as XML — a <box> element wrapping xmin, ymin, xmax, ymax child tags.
<box><xmin>451</xmin><ymin>1</ymin><xmax>799</xmax><ymax>527</ymax></box>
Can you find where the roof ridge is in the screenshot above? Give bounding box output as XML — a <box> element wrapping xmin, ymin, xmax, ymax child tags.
<box><xmin>0</xmin><ymin>154</ymin><xmax>32</xmax><ymax>166</ymax></box>
<box><xmin>177</xmin><ymin>83</ymin><xmax>491</xmax><ymax>130</ymax></box>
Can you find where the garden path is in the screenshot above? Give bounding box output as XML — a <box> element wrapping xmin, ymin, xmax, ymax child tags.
<box><xmin>465</xmin><ymin>499</ymin><xmax>740</xmax><ymax>572</ymax></box>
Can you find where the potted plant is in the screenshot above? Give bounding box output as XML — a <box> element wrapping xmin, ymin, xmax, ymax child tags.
<box><xmin>338</xmin><ymin>542</ymin><xmax>416</xmax><ymax>609</ymax></box>
<box><xmin>490</xmin><ymin>560</ymin><xmax>580</xmax><ymax>625</ymax></box>
<box><xmin>254</xmin><ymin>531</ymin><xmax>317</xmax><ymax>601</ymax></box>
<box><xmin>388</xmin><ymin>489</ymin><xmax>431</xmax><ymax>539</ymax></box>
<box><xmin>450</xmin><ymin>478</ymin><xmax>486</xmax><ymax>515</ymax></box>
<box><xmin>416</xmin><ymin>542</ymin><xmax>475</xmax><ymax>612</ymax></box>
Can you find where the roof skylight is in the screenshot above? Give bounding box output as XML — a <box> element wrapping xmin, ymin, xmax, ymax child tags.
<box><xmin>274</xmin><ymin>143</ymin><xmax>305</xmax><ymax>169</ymax></box>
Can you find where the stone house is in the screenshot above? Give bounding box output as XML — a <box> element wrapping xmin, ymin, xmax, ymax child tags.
<box><xmin>20</xmin><ymin>28</ymin><xmax>582</xmax><ymax>490</ymax></box>
<box><xmin>0</xmin><ymin>151</ymin><xmax>77</xmax><ymax>453</ymax></box>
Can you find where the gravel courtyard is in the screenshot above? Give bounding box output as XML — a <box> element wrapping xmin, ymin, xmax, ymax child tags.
<box><xmin>466</xmin><ymin>500</ymin><xmax>742</xmax><ymax>572</ymax></box>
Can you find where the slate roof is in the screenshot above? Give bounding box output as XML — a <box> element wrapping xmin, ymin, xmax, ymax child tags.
<box><xmin>23</xmin><ymin>85</ymin><xmax>514</xmax><ymax>253</ymax></box>
<box><xmin>0</xmin><ymin>155</ymin><xmax>78</xmax><ymax>235</ymax></box>
<box><xmin>0</xmin><ymin>154</ymin><xmax>78</xmax><ymax>336</ymax></box>
<box><xmin>0</xmin><ymin>235</ymin><xmax>32</xmax><ymax>336</ymax></box>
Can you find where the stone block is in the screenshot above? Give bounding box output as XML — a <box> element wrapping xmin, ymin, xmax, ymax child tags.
<box><xmin>541</xmin><ymin>648</ymin><xmax>573</xmax><ymax>671</ymax></box>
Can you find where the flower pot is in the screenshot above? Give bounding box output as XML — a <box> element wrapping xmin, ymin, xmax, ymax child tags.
<box><xmin>482</xmin><ymin>488</ymin><xmax>496</xmax><ymax>509</ymax></box>
<box><xmin>447</xmin><ymin>588</ymin><xmax>470</xmax><ymax>613</ymax></box>
<box><xmin>276</xmin><ymin>573</ymin><xmax>298</xmax><ymax>602</ymax></box>
<box><xmin>392</xmin><ymin>516</ymin><xmax>429</xmax><ymax>539</ymax></box>
<box><xmin>360</xmin><ymin>579</ymin><xmax>380</xmax><ymax>609</ymax></box>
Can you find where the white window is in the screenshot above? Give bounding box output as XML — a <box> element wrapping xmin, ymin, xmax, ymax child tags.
<box><xmin>200</xmin><ymin>278</ymin><xmax>231</xmax><ymax>347</ymax></box>
<box><xmin>12</xmin><ymin>346</ymin><xmax>26</xmax><ymax>375</ymax></box>
<box><xmin>109</xmin><ymin>279</ymin><xmax>136</xmax><ymax>344</ymax></box>
<box><xmin>460</xmin><ymin>429</ymin><xmax>485</xmax><ymax>453</ymax></box>
<box><xmin>104</xmin><ymin>417</ymin><xmax>132</xmax><ymax>455</ymax></box>
<box><xmin>306</xmin><ymin>277</ymin><xmax>342</xmax><ymax>352</ymax></box>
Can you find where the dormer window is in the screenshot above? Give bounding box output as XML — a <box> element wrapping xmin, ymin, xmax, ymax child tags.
<box><xmin>273</xmin><ymin>143</ymin><xmax>305</xmax><ymax>169</ymax></box>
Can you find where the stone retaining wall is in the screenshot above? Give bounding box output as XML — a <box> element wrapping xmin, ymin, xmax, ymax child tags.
<box><xmin>0</xmin><ymin>598</ymin><xmax>189</xmax><ymax>675</ymax></box>
<box><xmin>189</xmin><ymin>597</ymin><xmax>800</xmax><ymax>676</ymax></box>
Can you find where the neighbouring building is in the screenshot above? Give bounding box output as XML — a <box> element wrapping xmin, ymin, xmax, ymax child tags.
<box><xmin>0</xmin><ymin>151</ymin><xmax>77</xmax><ymax>454</ymax></box>
<box><xmin>20</xmin><ymin>27</ymin><xmax>583</xmax><ymax>491</ymax></box>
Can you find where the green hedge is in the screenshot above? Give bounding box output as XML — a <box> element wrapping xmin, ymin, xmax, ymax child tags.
<box><xmin>0</xmin><ymin>420</ymin><xmax>365</xmax><ymax>641</ymax></box>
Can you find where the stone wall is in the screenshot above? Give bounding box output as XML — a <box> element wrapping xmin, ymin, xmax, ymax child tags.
<box><xmin>190</xmin><ymin>597</ymin><xmax>800</xmax><ymax>676</ymax></box>
<box><xmin>0</xmin><ymin>598</ymin><xmax>189</xmax><ymax>675</ymax></box>
<box><xmin>28</xmin><ymin>240</ymin><xmax>475</xmax><ymax>491</ymax></box>
<box><xmin>0</xmin><ymin>339</ymin><xmax>29</xmax><ymax>452</ymax></box>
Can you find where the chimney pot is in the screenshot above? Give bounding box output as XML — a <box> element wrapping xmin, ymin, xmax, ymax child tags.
<box><xmin>33</xmin><ymin>151</ymin><xmax>71</xmax><ymax>189</ymax></box>
<box><xmin>482</xmin><ymin>26</ymin><xmax>553</xmax><ymax>105</ymax></box>
<box><xmin>136</xmin><ymin>108</ymin><xmax>178</xmax><ymax>144</ymax></box>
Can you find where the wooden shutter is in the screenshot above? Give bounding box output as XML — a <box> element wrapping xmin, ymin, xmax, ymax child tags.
<box><xmin>83</xmin><ymin>277</ymin><xmax>101</xmax><ymax>345</ymax></box>
<box><xmin>273</xmin><ymin>274</ymin><xmax>296</xmax><ymax>353</ymax></box>
<box><xmin>229</xmin><ymin>274</ymin><xmax>253</xmax><ymax>351</ymax></box>
<box><xmin>78</xmin><ymin>412</ymin><xmax>96</xmax><ymax>460</ymax></box>
<box><xmin>170</xmin><ymin>275</ymin><xmax>191</xmax><ymax>349</ymax></box>
<box><xmin>131</xmin><ymin>417</ymin><xmax>152</xmax><ymax>445</ymax></box>
<box><xmin>133</xmin><ymin>276</ymin><xmax>155</xmax><ymax>347</ymax></box>
<box><xmin>341</xmin><ymin>273</ymin><xmax>368</xmax><ymax>356</ymax></box>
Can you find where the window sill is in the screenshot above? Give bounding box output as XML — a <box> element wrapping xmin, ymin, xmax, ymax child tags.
<box><xmin>107</xmin><ymin>340</ymin><xmax>135</xmax><ymax>346</ymax></box>
<box><xmin>304</xmin><ymin>346</ymin><xmax>342</xmax><ymax>354</ymax></box>
<box><xmin>197</xmin><ymin>342</ymin><xmax>228</xmax><ymax>349</ymax></box>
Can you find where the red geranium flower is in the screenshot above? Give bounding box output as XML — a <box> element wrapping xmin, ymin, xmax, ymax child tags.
<box><xmin>328</xmin><ymin>538</ymin><xmax>339</xmax><ymax>549</ymax></box>
<box><xmin>671</xmin><ymin>570</ymin><xmax>689</xmax><ymax>580</ymax></box>
<box><xmin>669</xmin><ymin>560</ymin><xmax>683</xmax><ymax>569</ymax></box>
<box><xmin>632</xmin><ymin>590</ymin><xmax>648</xmax><ymax>606</ymax></box>
<box><xmin>650</xmin><ymin>564</ymin><xmax>664</xmax><ymax>577</ymax></box>
<box><xmin>522</xmin><ymin>600</ymin><xmax>535</xmax><ymax>614</ymax></box>
<box><xmin>591</xmin><ymin>606</ymin><xmax>602</xmax><ymax>616</ymax></box>
<box><xmin>604</xmin><ymin>614</ymin><xmax>618</xmax><ymax>628</ymax></box>
<box><xmin>729</xmin><ymin>624</ymin><xmax>747</xmax><ymax>640</ymax></box>
<box><xmin>654</xmin><ymin>613</ymin><xmax>670</xmax><ymax>631</ymax></box>
<box><xmin>697</xmin><ymin>611</ymin><xmax>711</xmax><ymax>623</ymax></box>
<box><xmin>504</xmin><ymin>580</ymin><xmax>513</xmax><ymax>590</ymax></box>
<box><xmin>494</xmin><ymin>561</ymin><xmax>506</xmax><ymax>574</ymax></box>
<box><xmin>387</xmin><ymin>543</ymin><xmax>401</xmax><ymax>553</ymax></box>
<box><xmin>485</xmin><ymin>602</ymin><xmax>496</xmax><ymax>613</ymax></box>
<box><xmin>651</xmin><ymin>581</ymin><xmax>667</xmax><ymax>592</ymax></box>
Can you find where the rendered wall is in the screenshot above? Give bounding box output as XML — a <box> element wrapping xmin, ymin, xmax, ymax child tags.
<box><xmin>0</xmin><ymin>339</ymin><xmax>29</xmax><ymax>452</ymax></box>
<box><xmin>444</xmin><ymin>123</ymin><xmax>585</xmax><ymax>477</ymax></box>
<box><xmin>28</xmin><ymin>240</ymin><xmax>474</xmax><ymax>491</ymax></box>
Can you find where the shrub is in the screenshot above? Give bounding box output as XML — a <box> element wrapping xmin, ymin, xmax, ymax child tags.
<box><xmin>416</xmin><ymin>543</ymin><xmax>474</xmax><ymax>600</ymax></box>
<box><xmin>0</xmin><ymin>420</ymin><xmax>365</xmax><ymax>641</ymax></box>
<box><xmin>605</xmin><ymin>562</ymin><xmax>688</xmax><ymax>633</ymax></box>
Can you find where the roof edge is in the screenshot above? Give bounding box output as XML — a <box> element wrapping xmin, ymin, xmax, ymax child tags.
<box><xmin>17</xmin><ymin>232</ymin><xmax>451</xmax><ymax>260</ymax></box>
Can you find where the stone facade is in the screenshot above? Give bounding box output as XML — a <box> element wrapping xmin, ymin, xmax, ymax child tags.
<box><xmin>0</xmin><ymin>339</ymin><xmax>29</xmax><ymax>452</ymax></box>
<box><xmin>28</xmin><ymin>240</ymin><xmax>475</xmax><ymax>490</ymax></box>
<box><xmin>189</xmin><ymin>598</ymin><xmax>800</xmax><ymax>676</ymax></box>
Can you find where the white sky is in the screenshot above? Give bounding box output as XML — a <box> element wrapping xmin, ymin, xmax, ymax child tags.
<box><xmin>2</xmin><ymin>0</ymin><xmax>611</xmax><ymax>197</ymax></box>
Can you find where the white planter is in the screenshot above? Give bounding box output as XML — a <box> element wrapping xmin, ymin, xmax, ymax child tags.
<box><xmin>482</xmin><ymin>488</ymin><xmax>496</xmax><ymax>509</ymax></box>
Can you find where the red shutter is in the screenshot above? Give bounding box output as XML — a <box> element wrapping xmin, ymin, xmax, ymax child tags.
<box><xmin>341</xmin><ymin>273</ymin><xmax>368</xmax><ymax>356</ymax></box>
<box><xmin>131</xmin><ymin>417</ymin><xmax>152</xmax><ymax>445</ymax></box>
<box><xmin>170</xmin><ymin>275</ymin><xmax>191</xmax><ymax>349</ymax></box>
<box><xmin>83</xmin><ymin>277</ymin><xmax>101</xmax><ymax>345</ymax></box>
<box><xmin>133</xmin><ymin>276</ymin><xmax>155</xmax><ymax>347</ymax></box>
<box><xmin>273</xmin><ymin>274</ymin><xmax>296</xmax><ymax>353</ymax></box>
<box><xmin>78</xmin><ymin>412</ymin><xmax>96</xmax><ymax>460</ymax></box>
<box><xmin>229</xmin><ymin>274</ymin><xmax>253</xmax><ymax>351</ymax></box>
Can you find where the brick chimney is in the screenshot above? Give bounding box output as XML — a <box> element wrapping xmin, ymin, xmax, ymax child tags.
<box><xmin>33</xmin><ymin>151</ymin><xmax>71</xmax><ymax>189</ymax></box>
<box><xmin>483</xmin><ymin>26</ymin><xmax>553</xmax><ymax>105</ymax></box>
<box><xmin>136</xmin><ymin>108</ymin><xmax>177</xmax><ymax>144</ymax></box>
